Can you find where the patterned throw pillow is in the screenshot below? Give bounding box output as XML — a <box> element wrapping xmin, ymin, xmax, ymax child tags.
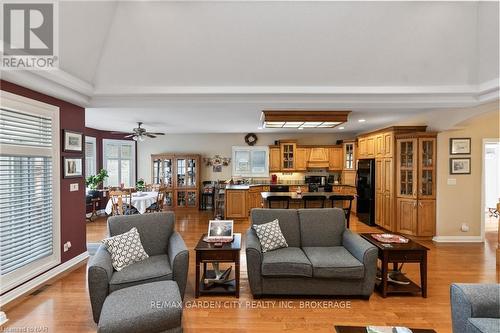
<box><xmin>102</xmin><ymin>227</ymin><xmax>149</xmax><ymax>271</ymax></box>
<box><xmin>253</xmin><ymin>219</ymin><xmax>288</xmax><ymax>253</ymax></box>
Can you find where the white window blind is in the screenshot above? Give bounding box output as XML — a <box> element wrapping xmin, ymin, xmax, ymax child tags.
<box><xmin>85</xmin><ymin>136</ymin><xmax>97</xmax><ymax>177</ymax></box>
<box><xmin>0</xmin><ymin>92</ymin><xmax>60</xmax><ymax>295</ymax></box>
<box><xmin>103</xmin><ymin>139</ymin><xmax>135</xmax><ymax>188</ymax></box>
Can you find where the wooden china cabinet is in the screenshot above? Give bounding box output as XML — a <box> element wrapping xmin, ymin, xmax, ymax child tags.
<box><xmin>395</xmin><ymin>133</ymin><xmax>437</xmax><ymax>236</ymax></box>
<box><xmin>151</xmin><ymin>154</ymin><xmax>201</xmax><ymax>209</ymax></box>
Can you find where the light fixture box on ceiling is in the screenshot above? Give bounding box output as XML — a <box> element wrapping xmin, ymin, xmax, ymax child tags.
<box><xmin>262</xmin><ymin>110</ymin><xmax>351</xmax><ymax>129</ymax></box>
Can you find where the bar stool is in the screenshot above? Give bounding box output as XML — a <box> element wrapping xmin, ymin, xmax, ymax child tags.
<box><xmin>302</xmin><ymin>195</ymin><xmax>327</xmax><ymax>208</ymax></box>
<box><xmin>330</xmin><ymin>195</ymin><xmax>354</xmax><ymax>228</ymax></box>
<box><xmin>267</xmin><ymin>196</ymin><xmax>290</xmax><ymax>209</ymax></box>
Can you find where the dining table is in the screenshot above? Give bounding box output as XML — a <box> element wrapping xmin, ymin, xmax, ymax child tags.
<box><xmin>105</xmin><ymin>191</ymin><xmax>158</xmax><ymax>215</ymax></box>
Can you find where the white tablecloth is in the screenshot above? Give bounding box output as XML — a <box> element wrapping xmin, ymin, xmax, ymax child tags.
<box><xmin>105</xmin><ymin>191</ymin><xmax>158</xmax><ymax>215</ymax></box>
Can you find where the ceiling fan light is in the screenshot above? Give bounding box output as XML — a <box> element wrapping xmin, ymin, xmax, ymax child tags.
<box><xmin>138</xmin><ymin>135</ymin><xmax>146</xmax><ymax>142</ymax></box>
<box><xmin>132</xmin><ymin>136</ymin><xmax>138</xmax><ymax>141</ymax></box>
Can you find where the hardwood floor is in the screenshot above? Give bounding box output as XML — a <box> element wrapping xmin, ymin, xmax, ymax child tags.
<box><xmin>3</xmin><ymin>210</ymin><xmax>499</xmax><ymax>333</ymax></box>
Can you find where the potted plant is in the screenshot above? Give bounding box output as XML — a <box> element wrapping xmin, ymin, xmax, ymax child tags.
<box><xmin>136</xmin><ymin>178</ymin><xmax>146</xmax><ymax>193</ymax></box>
<box><xmin>86</xmin><ymin>169</ymin><xmax>109</xmax><ymax>198</ymax></box>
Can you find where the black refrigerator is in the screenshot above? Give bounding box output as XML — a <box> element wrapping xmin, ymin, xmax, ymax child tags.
<box><xmin>356</xmin><ymin>159</ymin><xmax>376</xmax><ymax>226</ymax></box>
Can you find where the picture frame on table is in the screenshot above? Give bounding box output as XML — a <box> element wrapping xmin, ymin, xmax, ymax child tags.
<box><xmin>450</xmin><ymin>138</ymin><xmax>471</xmax><ymax>155</ymax></box>
<box><xmin>63</xmin><ymin>157</ymin><xmax>83</xmax><ymax>178</ymax></box>
<box><xmin>63</xmin><ymin>130</ymin><xmax>83</xmax><ymax>152</ymax></box>
<box><xmin>450</xmin><ymin>157</ymin><xmax>471</xmax><ymax>175</ymax></box>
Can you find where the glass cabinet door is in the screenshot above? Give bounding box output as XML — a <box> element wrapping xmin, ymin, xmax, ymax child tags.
<box><xmin>281</xmin><ymin>143</ymin><xmax>295</xmax><ymax>170</ymax></box>
<box><xmin>165</xmin><ymin>191</ymin><xmax>173</xmax><ymax>208</ymax></box>
<box><xmin>344</xmin><ymin>143</ymin><xmax>354</xmax><ymax>169</ymax></box>
<box><xmin>163</xmin><ymin>158</ymin><xmax>173</xmax><ymax>187</ymax></box>
<box><xmin>176</xmin><ymin>191</ymin><xmax>186</xmax><ymax>207</ymax></box>
<box><xmin>419</xmin><ymin>138</ymin><xmax>436</xmax><ymax>198</ymax></box>
<box><xmin>186</xmin><ymin>191</ymin><xmax>197</xmax><ymax>207</ymax></box>
<box><xmin>176</xmin><ymin>158</ymin><xmax>186</xmax><ymax>187</ymax></box>
<box><xmin>186</xmin><ymin>158</ymin><xmax>197</xmax><ymax>187</ymax></box>
<box><xmin>398</xmin><ymin>139</ymin><xmax>417</xmax><ymax>198</ymax></box>
<box><xmin>152</xmin><ymin>159</ymin><xmax>161</xmax><ymax>184</ymax></box>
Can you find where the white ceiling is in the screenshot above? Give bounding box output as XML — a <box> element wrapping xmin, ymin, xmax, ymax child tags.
<box><xmin>2</xmin><ymin>1</ymin><xmax>499</xmax><ymax>134</ymax></box>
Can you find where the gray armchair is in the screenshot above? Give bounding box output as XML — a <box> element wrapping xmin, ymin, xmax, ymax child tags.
<box><xmin>451</xmin><ymin>283</ymin><xmax>500</xmax><ymax>333</ymax></box>
<box><xmin>88</xmin><ymin>212</ymin><xmax>189</xmax><ymax>323</ymax></box>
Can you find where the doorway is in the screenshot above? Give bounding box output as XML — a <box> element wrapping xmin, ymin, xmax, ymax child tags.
<box><xmin>482</xmin><ymin>139</ymin><xmax>500</xmax><ymax>244</ymax></box>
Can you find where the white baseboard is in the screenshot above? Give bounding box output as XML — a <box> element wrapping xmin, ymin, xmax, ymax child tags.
<box><xmin>432</xmin><ymin>236</ymin><xmax>483</xmax><ymax>243</ymax></box>
<box><xmin>1</xmin><ymin>251</ymin><xmax>89</xmax><ymax>307</ymax></box>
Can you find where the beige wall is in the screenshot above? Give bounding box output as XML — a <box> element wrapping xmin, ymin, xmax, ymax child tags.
<box><xmin>436</xmin><ymin>105</ymin><xmax>499</xmax><ymax>238</ymax></box>
<box><xmin>137</xmin><ymin>132</ymin><xmax>351</xmax><ymax>182</ymax></box>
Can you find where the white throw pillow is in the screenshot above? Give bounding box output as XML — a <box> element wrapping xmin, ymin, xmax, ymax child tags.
<box><xmin>253</xmin><ymin>219</ymin><xmax>288</xmax><ymax>253</ymax></box>
<box><xmin>102</xmin><ymin>227</ymin><xmax>149</xmax><ymax>271</ymax></box>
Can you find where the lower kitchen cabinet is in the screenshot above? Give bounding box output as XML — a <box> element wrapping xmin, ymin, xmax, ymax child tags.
<box><xmin>417</xmin><ymin>199</ymin><xmax>436</xmax><ymax>236</ymax></box>
<box><xmin>225</xmin><ymin>190</ymin><xmax>247</xmax><ymax>220</ymax></box>
<box><xmin>396</xmin><ymin>198</ymin><xmax>418</xmax><ymax>235</ymax></box>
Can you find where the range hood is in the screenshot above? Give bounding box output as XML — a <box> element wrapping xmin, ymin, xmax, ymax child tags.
<box><xmin>306</xmin><ymin>148</ymin><xmax>329</xmax><ymax>169</ymax></box>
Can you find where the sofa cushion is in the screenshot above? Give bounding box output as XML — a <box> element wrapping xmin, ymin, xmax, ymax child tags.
<box><xmin>98</xmin><ymin>281</ymin><xmax>182</xmax><ymax>333</ymax></box>
<box><xmin>302</xmin><ymin>247</ymin><xmax>364</xmax><ymax>279</ymax></box>
<box><xmin>298</xmin><ymin>208</ymin><xmax>346</xmax><ymax>247</ymax></box>
<box><xmin>102</xmin><ymin>227</ymin><xmax>149</xmax><ymax>271</ymax></box>
<box><xmin>251</xmin><ymin>209</ymin><xmax>301</xmax><ymax>247</ymax></box>
<box><xmin>109</xmin><ymin>254</ymin><xmax>172</xmax><ymax>292</ymax></box>
<box><xmin>261</xmin><ymin>247</ymin><xmax>312</xmax><ymax>277</ymax></box>
<box><xmin>253</xmin><ymin>219</ymin><xmax>288</xmax><ymax>253</ymax></box>
<box><xmin>467</xmin><ymin>318</ymin><xmax>500</xmax><ymax>333</ymax></box>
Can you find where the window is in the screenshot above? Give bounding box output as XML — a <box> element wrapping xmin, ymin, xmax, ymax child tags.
<box><xmin>0</xmin><ymin>91</ymin><xmax>60</xmax><ymax>293</ymax></box>
<box><xmin>85</xmin><ymin>136</ymin><xmax>97</xmax><ymax>177</ymax></box>
<box><xmin>232</xmin><ymin>146</ymin><xmax>269</xmax><ymax>177</ymax></box>
<box><xmin>103</xmin><ymin>139</ymin><xmax>135</xmax><ymax>187</ymax></box>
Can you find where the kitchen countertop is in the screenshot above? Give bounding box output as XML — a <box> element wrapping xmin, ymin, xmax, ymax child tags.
<box><xmin>225</xmin><ymin>183</ymin><xmax>355</xmax><ymax>190</ymax></box>
<box><xmin>261</xmin><ymin>191</ymin><xmax>355</xmax><ymax>200</ymax></box>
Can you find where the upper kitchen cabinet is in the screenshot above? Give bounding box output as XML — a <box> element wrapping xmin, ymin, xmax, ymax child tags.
<box><xmin>269</xmin><ymin>146</ymin><xmax>281</xmax><ymax>172</ymax></box>
<box><xmin>328</xmin><ymin>147</ymin><xmax>342</xmax><ymax>171</ymax></box>
<box><xmin>295</xmin><ymin>147</ymin><xmax>308</xmax><ymax>171</ymax></box>
<box><xmin>280</xmin><ymin>140</ymin><xmax>297</xmax><ymax>171</ymax></box>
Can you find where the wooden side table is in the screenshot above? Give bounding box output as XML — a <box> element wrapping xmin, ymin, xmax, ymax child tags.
<box><xmin>361</xmin><ymin>233</ymin><xmax>429</xmax><ymax>298</ymax></box>
<box><xmin>194</xmin><ymin>233</ymin><xmax>241</xmax><ymax>298</ymax></box>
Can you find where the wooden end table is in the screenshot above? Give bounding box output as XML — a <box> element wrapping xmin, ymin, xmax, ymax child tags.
<box><xmin>194</xmin><ymin>233</ymin><xmax>241</xmax><ymax>298</ymax></box>
<box><xmin>360</xmin><ymin>233</ymin><xmax>429</xmax><ymax>298</ymax></box>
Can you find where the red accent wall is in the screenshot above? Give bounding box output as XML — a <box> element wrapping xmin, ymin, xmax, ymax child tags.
<box><xmin>1</xmin><ymin>80</ymin><xmax>86</xmax><ymax>263</ymax></box>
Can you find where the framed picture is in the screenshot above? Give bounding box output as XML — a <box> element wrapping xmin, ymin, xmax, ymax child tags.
<box><xmin>450</xmin><ymin>158</ymin><xmax>471</xmax><ymax>175</ymax></box>
<box><xmin>63</xmin><ymin>157</ymin><xmax>83</xmax><ymax>178</ymax></box>
<box><xmin>63</xmin><ymin>130</ymin><xmax>83</xmax><ymax>152</ymax></box>
<box><xmin>450</xmin><ymin>138</ymin><xmax>471</xmax><ymax>155</ymax></box>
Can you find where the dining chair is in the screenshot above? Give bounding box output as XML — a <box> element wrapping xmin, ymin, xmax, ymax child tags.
<box><xmin>147</xmin><ymin>187</ymin><xmax>168</xmax><ymax>213</ymax></box>
<box><xmin>302</xmin><ymin>195</ymin><xmax>327</xmax><ymax>208</ymax></box>
<box><xmin>267</xmin><ymin>196</ymin><xmax>290</xmax><ymax>209</ymax></box>
<box><xmin>109</xmin><ymin>190</ymin><xmax>137</xmax><ymax>215</ymax></box>
<box><xmin>330</xmin><ymin>194</ymin><xmax>354</xmax><ymax>228</ymax></box>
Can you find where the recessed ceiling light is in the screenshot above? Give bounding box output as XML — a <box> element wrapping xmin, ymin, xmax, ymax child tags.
<box><xmin>358</xmin><ymin>119</ymin><xmax>366</xmax><ymax>123</ymax></box>
<box><xmin>257</xmin><ymin>126</ymin><xmax>263</xmax><ymax>130</ymax></box>
<box><xmin>338</xmin><ymin>126</ymin><xmax>345</xmax><ymax>130</ymax></box>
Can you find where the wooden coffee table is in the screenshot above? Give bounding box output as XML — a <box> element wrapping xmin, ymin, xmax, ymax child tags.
<box><xmin>360</xmin><ymin>233</ymin><xmax>429</xmax><ymax>298</ymax></box>
<box><xmin>194</xmin><ymin>233</ymin><xmax>241</xmax><ymax>298</ymax></box>
<box><xmin>335</xmin><ymin>326</ymin><xmax>436</xmax><ymax>333</ymax></box>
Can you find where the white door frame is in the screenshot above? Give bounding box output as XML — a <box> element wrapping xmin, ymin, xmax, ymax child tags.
<box><xmin>481</xmin><ymin>138</ymin><xmax>500</xmax><ymax>240</ymax></box>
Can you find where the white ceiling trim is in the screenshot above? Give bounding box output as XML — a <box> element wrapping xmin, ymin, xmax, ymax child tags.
<box><xmin>1</xmin><ymin>70</ymin><xmax>92</xmax><ymax>107</ymax></box>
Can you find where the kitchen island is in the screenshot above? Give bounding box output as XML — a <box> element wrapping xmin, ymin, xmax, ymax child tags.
<box><xmin>224</xmin><ymin>184</ymin><xmax>356</xmax><ymax>221</ymax></box>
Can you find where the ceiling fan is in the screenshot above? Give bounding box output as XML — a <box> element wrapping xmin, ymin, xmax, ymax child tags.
<box><xmin>112</xmin><ymin>122</ymin><xmax>165</xmax><ymax>141</ymax></box>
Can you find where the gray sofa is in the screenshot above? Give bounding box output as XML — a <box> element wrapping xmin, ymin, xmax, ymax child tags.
<box><xmin>451</xmin><ymin>283</ymin><xmax>500</xmax><ymax>333</ymax></box>
<box><xmin>246</xmin><ymin>208</ymin><xmax>378</xmax><ymax>298</ymax></box>
<box><xmin>88</xmin><ymin>212</ymin><xmax>189</xmax><ymax>323</ymax></box>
